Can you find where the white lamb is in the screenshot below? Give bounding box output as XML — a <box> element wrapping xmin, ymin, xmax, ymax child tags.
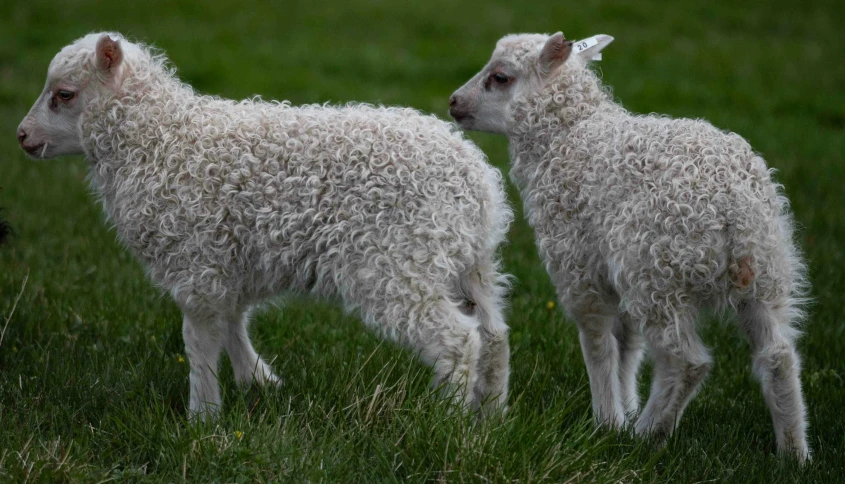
<box><xmin>450</xmin><ymin>33</ymin><xmax>810</xmax><ymax>461</ymax></box>
<box><xmin>17</xmin><ymin>32</ymin><xmax>513</xmax><ymax>419</ymax></box>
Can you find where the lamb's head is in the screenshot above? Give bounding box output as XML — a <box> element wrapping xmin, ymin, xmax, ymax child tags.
<box><xmin>449</xmin><ymin>32</ymin><xmax>612</xmax><ymax>135</ymax></box>
<box><xmin>17</xmin><ymin>33</ymin><xmax>129</xmax><ymax>159</ymax></box>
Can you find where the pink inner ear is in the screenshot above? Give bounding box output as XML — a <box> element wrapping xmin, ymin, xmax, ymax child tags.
<box><xmin>545</xmin><ymin>36</ymin><xmax>569</xmax><ymax>61</ymax></box>
<box><xmin>539</xmin><ymin>35</ymin><xmax>570</xmax><ymax>76</ymax></box>
<box><xmin>97</xmin><ymin>37</ymin><xmax>122</xmax><ymax>71</ymax></box>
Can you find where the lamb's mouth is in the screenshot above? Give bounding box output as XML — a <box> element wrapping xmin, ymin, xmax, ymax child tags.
<box><xmin>450</xmin><ymin>113</ymin><xmax>473</xmax><ymax>126</ymax></box>
<box><xmin>22</xmin><ymin>143</ymin><xmax>45</xmax><ymax>158</ymax></box>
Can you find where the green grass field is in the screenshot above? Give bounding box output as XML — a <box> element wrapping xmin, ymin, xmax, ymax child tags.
<box><xmin>2</xmin><ymin>0</ymin><xmax>844</xmax><ymax>481</ymax></box>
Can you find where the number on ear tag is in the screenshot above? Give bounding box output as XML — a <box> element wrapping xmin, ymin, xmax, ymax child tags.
<box><xmin>573</xmin><ymin>35</ymin><xmax>607</xmax><ymax>61</ymax></box>
<box><xmin>573</xmin><ymin>36</ymin><xmax>599</xmax><ymax>54</ymax></box>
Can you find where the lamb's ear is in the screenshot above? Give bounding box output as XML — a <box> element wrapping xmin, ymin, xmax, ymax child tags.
<box><xmin>573</xmin><ymin>34</ymin><xmax>614</xmax><ymax>61</ymax></box>
<box><xmin>95</xmin><ymin>34</ymin><xmax>123</xmax><ymax>75</ymax></box>
<box><xmin>538</xmin><ymin>32</ymin><xmax>572</xmax><ymax>78</ymax></box>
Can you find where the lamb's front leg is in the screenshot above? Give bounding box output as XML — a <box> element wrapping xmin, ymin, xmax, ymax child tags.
<box><xmin>224</xmin><ymin>308</ymin><xmax>281</xmax><ymax>388</ymax></box>
<box><xmin>569</xmin><ymin>295</ymin><xmax>626</xmax><ymax>428</ymax></box>
<box><xmin>182</xmin><ymin>311</ymin><xmax>225</xmax><ymax>420</ymax></box>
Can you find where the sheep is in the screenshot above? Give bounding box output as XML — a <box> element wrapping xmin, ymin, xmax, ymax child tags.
<box><xmin>17</xmin><ymin>32</ymin><xmax>514</xmax><ymax>420</ymax></box>
<box><xmin>449</xmin><ymin>32</ymin><xmax>811</xmax><ymax>461</ymax></box>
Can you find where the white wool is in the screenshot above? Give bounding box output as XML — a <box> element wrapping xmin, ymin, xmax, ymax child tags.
<box><xmin>509</xmin><ymin>54</ymin><xmax>808</xmax><ymax>324</ymax></box>
<box><xmin>453</xmin><ymin>33</ymin><xmax>811</xmax><ymax>462</ymax></box>
<box><xmin>24</xmin><ymin>33</ymin><xmax>514</xmax><ymax>418</ymax></box>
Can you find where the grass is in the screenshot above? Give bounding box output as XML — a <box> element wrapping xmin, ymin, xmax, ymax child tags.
<box><xmin>1</xmin><ymin>0</ymin><xmax>844</xmax><ymax>481</ymax></box>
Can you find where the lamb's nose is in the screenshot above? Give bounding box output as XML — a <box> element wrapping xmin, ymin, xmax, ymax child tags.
<box><xmin>449</xmin><ymin>95</ymin><xmax>457</xmax><ymax>108</ymax></box>
<box><xmin>17</xmin><ymin>129</ymin><xmax>26</xmax><ymax>144</ymax></box>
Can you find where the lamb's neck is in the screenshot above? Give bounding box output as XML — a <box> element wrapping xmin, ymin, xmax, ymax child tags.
<box><xmin>83</xmin><ymin>77</ymin><xmax>191</xmax><ymax>180</ymax></box>
<box><xmin>507</xmin><ymin>73</ymin><xmax>622</xmax><ymax>193</ymax></box>
<box><xmin>506</xmin><ymin>106</ymin><xmax>595</xmax><ymax>194</ymax></box>
<box><xmin>81</xmin><ymin>74</ymin><xmax>196</xmax><ymax>218</ymax></box>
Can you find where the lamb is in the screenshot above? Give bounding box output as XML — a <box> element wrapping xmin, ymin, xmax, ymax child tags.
<box><xmin>450</xmin><ymin>32</ymin><xmax>810</xmax><ymax>461</ymax></box>
<box><xmin>17</xmin><ymin>32</ymin><xmax>513</xmax><ymax>420</ymax></box>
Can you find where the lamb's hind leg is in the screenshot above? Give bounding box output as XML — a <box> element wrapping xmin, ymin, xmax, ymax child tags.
<box><xmin>739</xmin><ymin>299</ymin><xmax>810</xmax><ymax>462</ymax></box>
<box><xmin>367</xmin><ymin>294</ymin><xmax>482</xmax><ymax>411</ymax></box>
<box><xmin>569</xmin><ymin>294</ymin><xmax>626</xmax><ymax>428</ymax></box>
<box><xmin>462</xmin><ymin>269</ymin><xmax>510</xmax><ymax>416</ymax></box>
<box><xmin>614</xmin><ymin>313</ymin><xmax>645</xmax><ymax>421</ymax></box>
<box><xmin>224</xmin><ymin>307</ymin><xmax>281</xmax><ymax>388</ymax></box>
<box><xmin>474</xmin><ymin>324</ymin><xmax>509</xmax><ymax>416</ymax></box>
<box><xmin>420</xmin><ymin>302</ymin><xmax>483</xmax><ymax>410</ymax></box>
<box><xmin>635</xmin><ymin>307</ymin><xmax>712</xmax><ymax>439</ymax></box>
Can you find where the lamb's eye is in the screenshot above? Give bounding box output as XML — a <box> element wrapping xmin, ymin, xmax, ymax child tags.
<box><xmin>57</xmin><ymin>90</ymin><xmax>74</xmax><ymax>101</ymax></box>
<box><xmin>492</xmin><ymin>73</ymin><xmax>509</xmax><ymax>84</ymax></box>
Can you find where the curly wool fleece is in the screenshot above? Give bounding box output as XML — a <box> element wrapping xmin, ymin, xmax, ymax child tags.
<box><xmin>62</xmin><ymin>33</ymin><xmax>513</xmax><ymax>418</ymax></box>
<box><xmin>456</xmin><ymin>33</ymin><xmax>810</xmax><ymax>461</ymax></box>
<box><xmin>510</xmin><ymin>58</ymin><xmax>807</xmax><ymax>323</ymax></box>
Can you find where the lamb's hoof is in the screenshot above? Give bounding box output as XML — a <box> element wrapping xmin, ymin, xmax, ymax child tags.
<box><xmin>634</xmin><ymin>417</ymin><xmax>672</xmax><ymax>444</ymax></box>
<box><xmin>781</xmin><ymin>443</ymin><xmax>811</xmax><ymax>465</ymax></box>
<box><xmin>433</xmin><ymin>382</ymin><xmax>474</xmax><ymax>416</ymax></box>
<box><xmin>261</xmin><ymin>372</ymin><xmax>283</xmax><ymax>388</ymax></box>
<box><xmin>472</xmin><ymin>387</ymin><xmax>507</xmax><ymax>417</ymax></box>
<box><xmin>237</xmin><ymin>363</ymin><xmax>283</xmax><ymax>389</ymax></box>
<box><xmin>474</xmin><ymin>405</ymin><xmax>508</xmax><ymax>425</ymax></box>
<box><xmin>622</xmin><ymin>410</ymin><xmax>640</xmax><ymax>430</ymax></box>
<box><xmin>594</xmin><ymin>412</ymin><xmax>626</xmax><ymax>431</ymax></box>
<box><xmin>246</xmin><ymin>370</ymin><xmax>282</xmax><ymax>389</ymax></box>
<box><xmin>187</xmin><ymin>402</ymin><xmax>221</xmax><ymax>423</ymax></box>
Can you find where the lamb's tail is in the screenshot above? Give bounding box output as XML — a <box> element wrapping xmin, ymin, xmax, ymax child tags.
<box><xmin>727</xmin><ymin>177</ymin><xmax>809</xmax><ymax>325</ymax></box>
<box><xmin>458</xmin><ymin>265</ymin><xmax>510</xmax><ymax>337</ymax></box>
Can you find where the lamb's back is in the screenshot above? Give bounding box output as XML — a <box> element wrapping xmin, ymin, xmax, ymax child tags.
<box><xmin>529</xmin><ymin>111</ymin><xmax>782</xmax><ymax>305</ymax></box>
<box><xmin>111</xmin><ymin>100</ymin><xmax>500</xmax><ymax>302</ymax></box>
